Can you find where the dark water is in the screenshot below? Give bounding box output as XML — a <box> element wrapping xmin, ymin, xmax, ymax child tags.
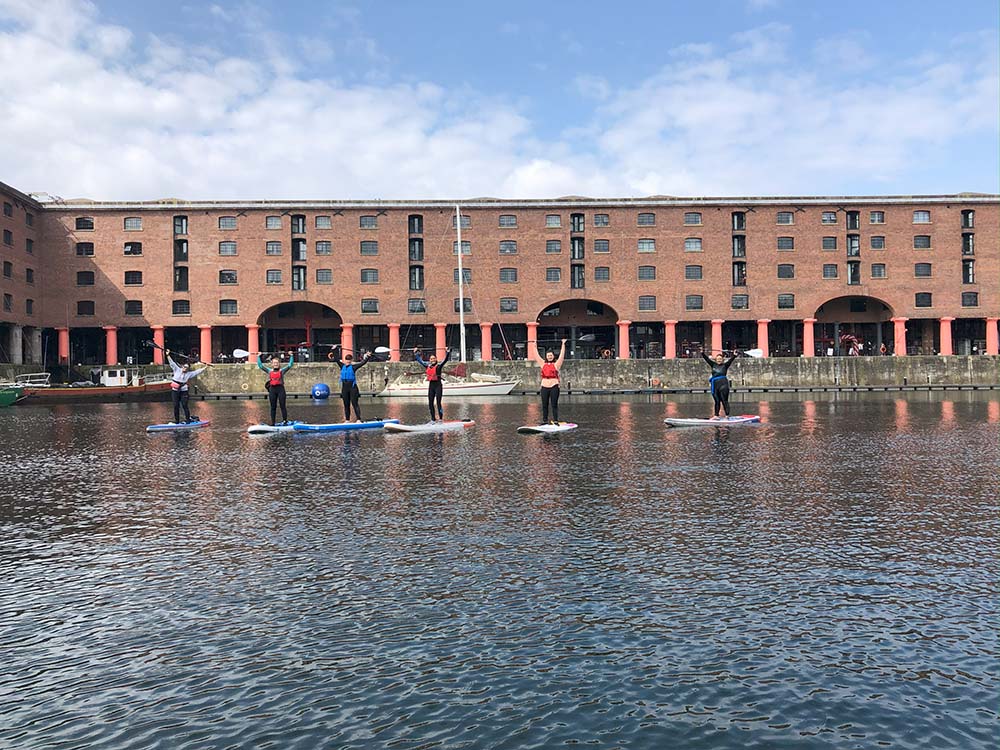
<box><xmin>1</xmin><ymin>393</ymin><xmax>998</xmax><ymax>750</ymax></box>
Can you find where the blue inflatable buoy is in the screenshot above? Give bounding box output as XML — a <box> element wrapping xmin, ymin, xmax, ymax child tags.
<box><xmin>311</xmin><ymin>383</ymin><xmax>330</xmax><ymax>399</ymax></box>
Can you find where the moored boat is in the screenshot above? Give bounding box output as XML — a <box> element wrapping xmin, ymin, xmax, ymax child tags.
<box><xmin>16</xmin><ymin>367</ymin><xmax>173</xmax><ymax>404</ymax></box>
<box><xmin>0</xmin><ymin>386</ymin><xmax>25</xmax><ymax>407</ymax></box>
<box><xmin>377</xmin><ymin>379</ymin><xmax>518</xmax><ymax>397</ymax></box>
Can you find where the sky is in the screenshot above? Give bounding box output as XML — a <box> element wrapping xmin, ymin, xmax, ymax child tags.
<box><xmin>0</xmin><ymin>0</ymin><xmax>997</xmax><ymax>200</ymax></box>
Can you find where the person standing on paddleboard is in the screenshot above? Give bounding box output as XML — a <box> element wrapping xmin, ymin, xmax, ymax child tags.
<box><xmin>413</xmin><ymin>346</ymin><xmax>451</xmax><ymax>422</ymax></box>
<box><xmin>257</xmin><ymin>353</ymin><xmax>294</xmax><ymax>426</ymax></box>
<box><xmin>538</xmin><ymin>339</ymin><xmax>567</xmax><ymax>425</ymax></box>
<box><xmin>166</xmin><ymin>350</ymin><xmax>208</xmax><ymax>424</ymax></box>
<box><xmin>701</xmin><ymin>350</ymin><xmax>738</xmax><ymax>418</ymax></box>
<box><xmin>331</xmin><ymin>344</ymin><xmax>372</xmax><ymax>422</ymax></box>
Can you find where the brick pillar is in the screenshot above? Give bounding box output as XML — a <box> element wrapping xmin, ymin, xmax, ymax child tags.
<box><xmin>986</xmin><ymin>317</ymin><xmax>999</xmax><ymax>355</ymax></box>
<box><xmin>526</xmin><ymin>321</ymin><xmax>539</xmax><ymax>362</ymax></box>
<box><xmin>938</xmin><ymin>317</ymin><xmax>954</xmax><ymax>356</ymax></box>
<box><xmin>341</xmin><ymin>323</ymin><xmax>354</xmax><ymax>356</ymax></box>
<box><xmin>711</xmin><ymin>319</ymin><xmax>724</xmax><ymax>354</ymax></box>
<box><xmin>198</xmin><ymin>325</ymin><xmax>212</xmax><ymax>364</ymax></box>
<box><xmin>802</xmin><ymin>318</ymin><xmax>816</xmax><ymax>358</ymax></box>
<box><xmin>617</xmin><ymin>320</ymin><xmax>631</xmax><ymax>360</ymax></box>
<box><xmin>663</xmin><ymin>320</ymin><xmax>677</xmax><ymax>359</ymax></box>
<box><xmin>103</xmin><ymin>325</ymin><xmax>118</xmax><ymax>365</ymax></box>
<box><xmin>57</xmin><ymin>327</ymin><xmax>70</xmax><ymax>364</ymax></box>
<box><xmin>892</xmin><ymin>317</ymin><xmax>908</xmax><ymax>356</ymax></box>
<box><xmin>151</xmin><ymin>325</ymin><xmax>165</xmax><ymax>365</ymax></box>
<box><xmin>245</xmin><ymin>324</ymin><xmax>260</xmax><ymax>357</ymax></box>
<box><xmin>388</xmin><ymin>323</ymin><xmax>401</xmax><ymax>362</ymax></box>
<box><xmin>756</xmin><ymin>319</ymin><xmax>770</xmax><ymax>358</ymax></box>
<box><xmin>479</xmin><ymin>322</ymin><xmax>493</xmax><ymax>361</ymax></box>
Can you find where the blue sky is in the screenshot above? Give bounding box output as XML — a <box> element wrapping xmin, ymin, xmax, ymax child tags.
<box><xmin>0</xmin><ymin>0</ymin><xmax>997</xmax><ymax>199</ymax></box>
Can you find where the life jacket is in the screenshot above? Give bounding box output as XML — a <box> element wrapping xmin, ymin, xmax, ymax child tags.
<box><xmin>269</xmin><ymin>368</ymin><xmax>284</xmax><ymax>387</ymax></box>
<box><xmin>541</xmin><ymin>362</ymin><xmax>559</xmax><ymax>380</ymax></box>
<box><xmin>340</xmin><ymin>364</ymin><xmax>356</xmax><ymax>383</ymax></box>
<box><xmin>425</xmin><ymin>364</ymin><xmax>440</xmax><ymax>382</ymax></box>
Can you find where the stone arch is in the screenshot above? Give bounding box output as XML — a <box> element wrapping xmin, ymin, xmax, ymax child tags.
<box><xmin>533</xmin><ymin>298</ymin><xmax>621</xmax><ymax>359</ymax></box>
<box><xmin>813</xmin><ymin>295</ymin><xmax>896</xmax><ymax>356</ymax></box>
<box><xmin>255</xmin><ymin>301</ymin><xmax>344</xmax><ymax>357</ymax></box>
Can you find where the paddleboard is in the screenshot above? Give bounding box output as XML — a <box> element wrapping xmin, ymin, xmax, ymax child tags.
<box><xmin>146</xmin><ymin>419</ymin><xmax>211</xmax><ymax>433</ymax></box>
<box><xmin>517</xmin><ymin>422</ymin><xmax>578</xmax><ymax>435</ymax></box>
<box><xmin>383</xmin><ymin>419</ymin><xmax>475</xmax><ymax>433</ymax></box>
<box><xmin>247</xmin><ymin>421</ymin><xmax>303</xmax><ymax>434</ymax></box>
<box><xmin>664</xmin><ymin>415</ymin><xmax>760</xmax><ymax>427</ymax></box>
<box><xmin>292</xmin><ymin>419</ymin><xmax>400</xmax><ymax>433</ymax></box>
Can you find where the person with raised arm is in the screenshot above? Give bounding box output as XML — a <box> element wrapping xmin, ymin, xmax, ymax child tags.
<box><xmin>257</xmin><ymin>352</ymin><xmax>294</xmax><ymax>426</ymax></box>
<box><xmin>538</xmin><ymin>339</ymin><xmax>567</xmax><ymax>425</ymax></box>
<box><xmin>701</xmin><ymin>349</ymin><xmax>739</xmax><ymax>419</ymax></box>
<box><xmin>413</xmin><ymin>346</ymin><xmax>451</xmax><ymax>422</ymax></box>
<box><xmin>166</xmin><ymin>350</ymin><xmax>208</xmax><ymax>424</ymax></box>
<box><xmin>331</xmin><ymin>344</ymin><xmax>372</xmax><ymax>422</ymax></box>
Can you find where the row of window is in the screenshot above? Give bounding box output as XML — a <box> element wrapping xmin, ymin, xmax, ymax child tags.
<box><xmin>1</xmin><ymin>261</ymin><xmax>35</xmax><ymax>283</ymax></box>
<box><xmin>2</xmin><ymin>202</ymin><xmax>34</xmax><ymax>226</ymax></box>
<box><xmin>2</xmin><ymin>230</ymin><xmax>34</xmax><ymax>251</ymax></box>
<box><xmin>1</xmin><ymin>293</ymin><xmax>33</xmax><ymax>314</ymax></box>
<box><xmin>73</xmin><ymin>208</ymin><xmax>977</xmax><ymax>234</ymax></box>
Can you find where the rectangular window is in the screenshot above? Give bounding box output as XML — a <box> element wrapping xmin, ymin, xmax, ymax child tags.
<box><xmin>453</xmin><ymin>298</ymin><xmax>473</xmax><ymax>313</ymax></box>
<box><xmin>219</xmin><ymin>216</ymin><xmax>237</xmax><ymax>230</ymax></box>
<box><xmin>219</xmin><ymin>241</ymin><xmax>237</xmax><ymax>256</ymax></box>
<box><xmin>124</xmin><ymin>217</ymin><xmax>142</xmax><ymax>231</ymax></box>
<box><xmin>732</xmin><ymin>212</ymin><xmax>746</xmax><ymax>231</ymax></box>
<box><xmin>777</xmin><ymin>211</ymin><xmax>794</xmax><ymax>225</ymax></box>
<box><xmin>849</xmin><ymin>299</ymin><xmax>868</xmax><ymax>313</ymax></box>
<box><xmin>26</xmin><ymin>238</ymin><xmax>34</xmax><ymax>254</ymax></box>
<box><xmin>684</xmin><ymin>238</ymin><xmax>703</xmax><ymax>252</ymax></box>
<box><xmin>499</xmin><ymin>240</ymin><xmax>517</xmax><ymax>255</ymax></box>
<box><xmin>361</xmin><ymin>241</ymin><xmax>379</xmax><ymax>256</ymax></box>
<box><xmin>846</xmin><ymin>211</ymin><xmax>860</xmax><ymax>230</ymax></box>
<box><xmin>500</xmin><ymin>297</ymin><xmax>518</xmax><ymax>313</ymax></box>
<box><xmin>870</xmin><ymin>211</ymin><xmax>885</xmax><ymax>224</ymax></box>
<box><xmin>594</xmin><ymin>239</ymin><xmax>610</xmax><ymax>253</ymax></box>
<box><xmin>638</xmin><ymin>239</ymin><xmax>656</xmax><ymax>253</ymax></box>
<box><xmin>292</xmin><ymin>238</ymin><xmax>307</xmax><ymax>261</ymax></box>
<box><xmin>683</xmin><ymin>265</ymin><xmax>702</xmax><ymax>280</ymax></box>
<box><xmin>822</xmin><ymin>264</ymin><xmax>839</xmax><ymax>279</ymax></box>
<box><xmin>2</xmin><ymin>261</ymin><xmax>11</xmax><ymax>278</ymax></box>
<box><xmin>23</xmin><ymin>212</ymin><xmax>32</xmax><ymax>227</ymax></box>
<box><xmin>571</xmin><ymin>213</ymin><xmax>585</xmax><ymax>232</ymax></box>
<box><xmin>174</xmin><ymin>266</ymin><xmax>188</xmax><ymax>292</ymax></box>
<box><xmin>683</xmin><ymin>212</ymin><xmax>702</xmax><ymax>226</ymax></box>
<box><xmin>0</xmin><ymin>293</ymin><xmax>11</xmax><ymax>313</ymax></box>
<box><xmin>821</xmin><ymin>211</ymin><xmax>837</xmax><ymax>225</ymax></box>
<box><xmin>124</xmin><ymin>270</ymin><xmax>142</xmax><ymax>285</ymax></box>
<box><xmin>360</xmin><ymin>215</ymin><xmax>378</xmax><ymax>229</ymax></box>
<box><xmin>961</xmin><ymin>292</ymin><xmax>979</xmax><ymax>307</ymax></box>
<box><xmin>219</xmin><ymin>299</ymin><xmax>237</xmax><ymax>315</ymax></box>
<box><xmin>961</xmin><ymin>210</ymin><xmax>975</xmax><ymax>229</ymax></box>
<box><xmin>124</xmin><ymin>242</ymin><xmax>142</xmax><ymax>256</ymax></box>
<box><xmin>777</xmin><ymin>264</ymin><xmax>795</xmax><ymax>279</ymax></box>
<box><xmin>316</xmin><ymin>268</ymin><xmax>333</xmax><ymax>284</ymax></box>
<box><xmin>638</xmin><ymin>295</ymin><xmax>656</xmax><ymax>311</ymax></box>
<box><xmin>76</xmin><ymin>300</ymin><xmax>95</xmax><ymax>316</ymax></box>
<box><xmin>731</xmin><ymin>294</ymin><xmax>749</xmax><ymax>310</ymax></box>
<box><xmin>546</xmin><ymin>267</ymin><xmax>562</xmax><ymax>282</ymax></box>
<box><xmin>292</xmin><ymin>266</ymin><xmax>306</xmax><ymax>291</ymax></box>
<box><xmin>915</xmin><ymin>292</ymin><xmax>932</xmax><ymax>308</ymax></box>
<box><xmin>913</xmin><ymin>210</ymin><xmax>931</xmax><ymax>224</ymax></box>
<box><xmin>452</xmin><ymin>241</ymin><xmax>471</xmax><ymax>255</ymax></box>
<box><xmin>545</xmin><ymin>214</ymin><xmax>561</xmax><ymax>228</ymax></box>
<box><xmin>360</xmin><ymin>268</ymin><xmax>380</xmax><ymax>284</ymax></box>
<box><xmin>962</xmin><ymin>259</ymin><xmax>975</xmax><ymax>284</ymax></box>
<box><xmin>173</xmin><ymin>239</ymin><xmax>188</xmax><ymax>262</ymax></box>
<box><xmin>75</xmin><ymin>217</ymin><xmax>94</xmax><ymax>231</ymax></box>
<box><xmin>408</xmin><ymin>298</ymin><xmax>427</xmax><ymax>314</ymax></box>
<box><xmin>732</xmin><ymin>236</ymin><xmax>746</xmax><ymax>257</ymax></box>
<box><xmin>25</xmin><ymin>298</ymin><xmax>33</xmax><ymax>315</ymax></box>
<box><xmin>546</xmin><ymin>240</ymin><xmax>562</xmax><ymax>254</ymax></box>
<box><xmin>25</xmin><ymin>268</ymin><xmax>33</xmax><ymax>284</ymax></box>
<box><xmin>291</xmin><ymin>215</ymin><xmax>306</xmax><ymax>233</ymax></box>
<box><xmin>777</xmin><ymin>237</ymin><xmax>794</xmax><ymax>251</ymax></box>
<box><xmin>914</xmin><ymin>263</ymin><xmax>932</xmax><ymax>277</ymax></box>
<box><xmin>913</xmin><ymin>235</ymin><xmax>931</xmax><ymax>249</ymax></box>
<box><xmin>570</xmin><ymin>237</ymin><xmax>584</xmax><ymax>260</ymax></box>
<box><xmin>847</xmin><ymin>261</ymin><xmax>861</xmax><ymax>285</ymax></box>
<box><xmin>408</xmin><ymin>215</ymin><xmax>423</xmax><ymax>234</ymax></box>
<box><xmin>499</xmin><ymin>214</ymin><xmax>517</xmax><ymax>228</ymax></box>
<box><xmin>76</xmin><ymin>270</ymin><xmax>94</xmax><ymax>285</ymax></box>
<box><xmin>266</xmin><ymin>269</ymin><xmax>282</xmax><ymax>284</ymax></box>
<box><xmin>2</xmin><ymin>202</ymin><xmax>11</xmax><ymax>217</ymax></box>
<box><xmin>822</xmin><ymin>236</ymin><xmax>837</xmax><ymax>250</ymax></box>
<box><xmin>593</xmin><ymin>213</ymin><xmax>610</xmax><ymax>227</ymax></box>
<box><xmin>633</xmin><ymin>212</ymin><xmax>653</xmax><ymax>227</ymax></box>
<box><xmin>2</xmin><ymin>230</ymin><xmax>11</xmax><ymax>246</ymax></box>
<box><xmin>315</xmin><ymin>215</ymin><xmax>332</xmax><ymax>229</ymax></box>
<box><xmin>847</xmin><ymin>235</ymin><xmax>860</xmax><ymax>256</ymax></box>
<box><xmin>173</xmin><ymin>215</ymin><xmax>188</xmax><ymax>235</ymax></box>
<box><xmin>266</xmin><ymin>215</ymin><xmax>282</xmax><ymax>230</ymax></box>
<box><xmin>409</xmin><ymin>265</ymin><xmax>424</xmax><ymax>290</ymax></box>
<box><xmin>962</xmin><ymin>233</ymin><xmax>974</xmax><ymax>255</ymax></box>
<box><xmin>639</xmin><ymin>265</ymin><xmax>657</xmax><ymax>280</ymax></box>
<box><xmin>266</xmin><ymin>241</ymin><xmax>282</xmax><ymax>256</ymax></box>
<box><xmin>595</xmin><ymin>267</ymin><xmax>610</xmax><ymax>281</ymax></box>
<box><xmin>732</xmin><ymin>261</ymin><xmax>747</xmax><ymax>286</ymax></box>
<box><xmin>871</xmin><ymin>236</ymin><xmax>885</xmax><ymax>250</ymax></box>
<box><xmin>75</xmin><ymin>242</ymin><xmax>94</xmax><ymax>256</ymax></box>
<box><xmin>453</xmin><ymin>214</ymin><xmax>472</xmax><ymax>229</ymax></box>
<box><xmin>361</xmin><ymin>299</ymin><xmax>380</xmax><ymax>314</ymax></box>
<box><xmin>219</xmin><ymin>270</ymin><xmax>238</xmax><ymax>285</ymax></box>
<box><xmin>316</xmin><ymin>241</ymin><xmax>332</xmax><ymax>255</ymax></box>
<box><xmin>870</xmin><ymin>263</ymin><xmax>886</xmax><ymax>279</ymax></box>
<box><xmin>172</xmin><ymin>299</ymin><xmax>190</xmax><ymax>315</ymax></box>
<box><xmin>777</xmin><ymin>294</ymin><xmax>795</xmax><ymax>309</ymax></box>
<box><xmin>405</xmin><ymin>238</ymin><xmax>423</xmax><ymax>261</ymax></box>
<box><xmin>684</xmin><ymin>295</ymin><xmax>703</xmax><ymax>311</ymax></box>
<box><xmin>453</xmin><ymin>268</ymin><xmax>472</xmax><ymax>284</ymax></box>
<box><xmin>499</xmin><ymin>268</ymin><xmax>518</xmax><ymax>283</ymax></box>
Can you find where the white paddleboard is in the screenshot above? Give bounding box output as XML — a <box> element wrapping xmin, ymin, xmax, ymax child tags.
<box><xmin>664</xmin><ymin>415</ymin><xmax>761</xmax><ymax>427</ymax></box>
<box><xmin>146</xmin><ymin>419</ymin><xmax>211</xmax><ymax>433</ymax></box>
<box><xmin>247</xmin><ymin>421</ymin><xmax>303</xmax><ymax>434</ymax></box>
<box><xmin>383</xmin><ymin>419</ymin><xmax>475</xmax><ymax>433</ymax></box>
<box><xmin>292</xmin><ymin>419</ymin><xmax>400</xmax><ymax>433</ymax></box>
<box><xmin>517</xmin><ymin>422</ymin><xmax>578</xmax><ymax>435</ymax></box>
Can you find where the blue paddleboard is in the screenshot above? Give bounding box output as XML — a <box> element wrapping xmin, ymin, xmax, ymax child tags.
<box><xmin>292</xmin><ymin>419</ymin><xmax>400</xmax><ymax>432</ymax></box>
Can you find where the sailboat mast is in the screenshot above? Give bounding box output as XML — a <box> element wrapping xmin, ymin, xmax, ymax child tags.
<box><xmin>456</xmin><ymin>204</ymin><xmax>467</xmax><ymax>362</ymax></box>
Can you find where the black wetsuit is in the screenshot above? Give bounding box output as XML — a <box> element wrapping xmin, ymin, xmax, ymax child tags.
<box><xmin>702</xmin><ymin>352</ymin><xmax>737</xmax><ymax>417</ymax></box>
<box><xmin>335</xmin><ymin>356</ymin><xmax>370</xmax><ymax>421</ymax></box>
<box><xmin>414</xmin><ymin>350</ymin><xmax>451</xmax><ymax>420</ymax></box>
<box><xmin>258</xmin><ymin>355</ymin><xmax>294</xmax><ymax>425</ymax></box>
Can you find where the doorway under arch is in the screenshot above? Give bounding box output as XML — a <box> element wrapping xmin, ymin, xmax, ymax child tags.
<box><xmin>814</xmin><ymin>295</ymin><xmax>895</xmax><ymax>356</ymax></box>
<box><xmin>256</xmin><ymin>301</ymin><xmax>344</xmax><ymax>359</ymax></box>
<box><xmin>536</xmin><ymin>299</ymin><xmax>620</xmax><ymax>359</ymax></box>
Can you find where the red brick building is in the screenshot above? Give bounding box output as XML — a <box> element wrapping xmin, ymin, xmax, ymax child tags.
<box><xmin>1</xmin><ymin>180</ymin><xmax>997</xmax><ymax>366</ymax></box>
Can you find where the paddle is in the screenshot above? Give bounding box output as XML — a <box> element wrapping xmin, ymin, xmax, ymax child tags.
<box><xmin>144</xmin><ymin>339</ymin><xmax>211</xmax><ymax>366</ymax></box>
<box><xmin>233</xmin><ymin>348</ymin><xmax>252</xmax><ymax>359</ymax></box>
<box><xmin>538</xmin><ymin>334</ymin><xmax>597</xmax><ymax>344</ymax></box>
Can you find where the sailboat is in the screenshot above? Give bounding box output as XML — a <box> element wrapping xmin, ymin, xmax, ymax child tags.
<box><xmin>378</xmin><ymin>205</ymin><xmax>520</xmax><ymax>398</ymax></box>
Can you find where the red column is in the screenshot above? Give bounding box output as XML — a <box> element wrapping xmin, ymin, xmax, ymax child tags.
<box><xmin>663</xmin><ymin>320</ymin><xmax>677</xmax><ymax>359</ymax></box>
<box><xmin>103</xmin><ymin>326</ymin><xmax>118</xmax><ymax>365</ymax></box>
<box><xmin>986</xmin><ymin>318</ymin><xmax>999</xmax><ymax>355</ymax></box>
<box><xmin>526</xmin><ymin>322</ymin><xmax>540</xmax><ymax>362</ymax></box>
<box><xmin>617</xmin><ymin>320</ymin><xmax>631</xmax><ymax>360</ymax></box>
<box><xmin>479</xmin><ymin>322</ymin><xmax>493</xmax><ymax>361</ymax></box>
<box><xmin>802</xmin><ymin>318</ymin><xmax>816</xmax><ymax>358</ymax></box>
<box><xmin>388</xmin><ymin>323</ymin><xmax>401</xmax><ymax>362</ymax></box>
<box><xmin>892</xmin><ymin>317</ymin><xmax>908</xmax><ymax>356</ymax></box>
<box><xmin>711</xmin><ymin>319</ymin><xmax>724</xmax><ymax>354</ymax></box>
<box><xmin>151</xmin><ymin>325</ymin><xmax>165</xmax><ymax>365</ymax></box>
<box><xmin>756</xmin><ymin>319</ymin><xmax>770</xmax><ymax>357</ymax></box>
<box><xmin>341</xmin><ymin>323</ymin><xmax>354</xmax><ymax>356</ymax></box>
<box><xmin>57</xmin><ymin>327</ymin><xmax>70</xmax><ymax>364</ymax></box>
<box><xmin>434</xmin><ymin>323</ymin><xmax>447</xmax><ymax>360</ymax></box>
<box><xmin>938</xmin><ymin>317</ymin><xmax>954</xmax><ymax>356</ymax></box>
<box><xmin>198</xmin><ymin>325</ymin><xmax>212</xmax><ymax>364</ymax></box>
<box><xmin>245</xmin><ymin>324</ymin><xmax>260</xmax><ymax>357</ymax></box>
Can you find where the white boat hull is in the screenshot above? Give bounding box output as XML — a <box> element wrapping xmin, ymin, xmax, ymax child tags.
<box><xmin>377</xmin><ymin>380</ymin><xmax>518</xmax><ymax>397</ymax></box>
